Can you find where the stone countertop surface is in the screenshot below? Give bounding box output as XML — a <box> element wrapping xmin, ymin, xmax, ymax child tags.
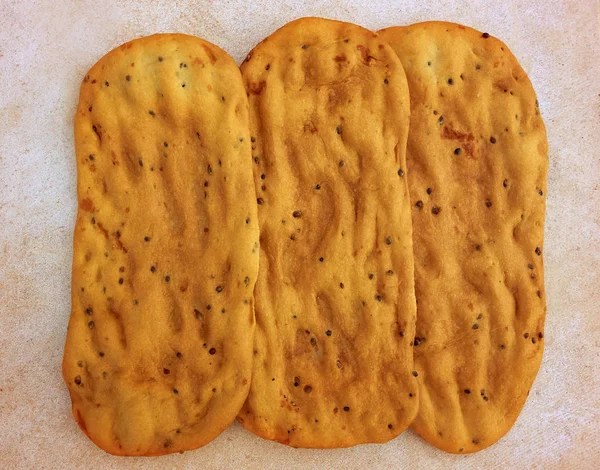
<box><xmin>0</xmin><ymin>1</ymin><xmax>598</xmax><ymax>468</ymax></box>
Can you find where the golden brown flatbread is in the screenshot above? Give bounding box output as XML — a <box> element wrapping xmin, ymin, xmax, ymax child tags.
<box><xmin>379</xmin><ymin>22</ymin><xmax>548</xmax><ymax>453</ymax></box>
<box><xmin>62</xmin><ymin>34</ymin><xmax>259</xmax><ymax>455</ymax></box>
<box><xmin>238</xmin><ymin>17</ymin><xmax>418</xmax><ymax>448</ymax></box>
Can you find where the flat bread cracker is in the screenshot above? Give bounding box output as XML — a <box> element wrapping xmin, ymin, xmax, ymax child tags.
<box><xmin>238</xmin><ymin>17</ymin><xmax>418</xmax><ymax>448</ymax></box>
<box><xmin>62</xmin><ymin>34</ymin><xmax>259</xmax><ymax>456</ymax></box>
<box><xmin>379</xmin><ymin>22</ymin><xmax>548</xmax><ymax>453</ymax></box>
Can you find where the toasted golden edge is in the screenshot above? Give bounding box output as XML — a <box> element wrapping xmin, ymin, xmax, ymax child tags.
<box><xmin>378</xmin><ymin>21</ymin><xmax>548</xmax><ymax>454</ymax></box>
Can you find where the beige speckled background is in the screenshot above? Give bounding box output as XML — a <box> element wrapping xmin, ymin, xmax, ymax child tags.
<box><xmin>0</xmin><ymin>0</ymin><xmax>598</xmax><ymax>468</ymax></box>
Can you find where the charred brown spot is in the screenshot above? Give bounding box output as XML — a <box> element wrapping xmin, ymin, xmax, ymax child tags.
<box><xmin>356</xmin><ymin>45</ymin><xmax>375</xmax><ymax>64</ymax></box>
<box><xmin>201</xmin><ymin>44</ymin><xmax>217</xmax><ymax>64</ymax></box>
<box><xmin>248</xmin><ymin>81</ymin><xmax>266</xmax><ymax>95</ymax></box>
<box><xmin>441</xmin><ymin>125</ymin><xmax>476</xmax><ymax>157</ymax></box>
<box><xmin>80</xmin><ymin>198</ymin><xmax>96</xmax><ymax>212</ymax></box>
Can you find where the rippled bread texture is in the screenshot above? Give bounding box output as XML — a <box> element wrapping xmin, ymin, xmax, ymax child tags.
<box><xmin>378</xmin><ymin>22</ymin><xmax>548</xmax><ymax>453</ymax></box>
<box><xmin>62</xmin><ymin>34</ymin><xmax>259</xmax><ymax>456</ymax></box>
<box><xmin>238</xmin><ymin>17</ymin><xmax>418</xmax><ymax>448</ymax></box>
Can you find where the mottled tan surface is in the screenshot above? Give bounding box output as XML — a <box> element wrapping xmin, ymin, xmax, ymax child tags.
<box><xmin>379</xmin><ymin>22</ymin><xmax>548</xmax><ymax>454</ymax></box>
<box><xmin>62</xmin><ymin>34</ymin><xmax>259</xmax><ymax>455</ymax></box>
<box><xmin>237</xmin><ymin>17</ymin><xmax>418</xmax><ymax>447</ymax></box>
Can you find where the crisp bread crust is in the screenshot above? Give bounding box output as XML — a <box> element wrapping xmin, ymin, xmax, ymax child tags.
<box><xmin>379</xmin><ymin>22</ymin><xmax>548</xmax><ymax>454</ymax></box>
<box><xmin>237</xmin><ymin>17</ymin><xmax>419</xmax><ymax>448</ymax></box>
<box><xmin>62</xmin><ymin>34</ymin><xmax>259</xmax><ymax>456</ymax></box>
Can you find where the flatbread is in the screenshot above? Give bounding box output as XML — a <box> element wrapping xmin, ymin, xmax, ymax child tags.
<box><xmin>238</xmin><ymin>17</ymin><xmax>418</xmax><ymax>447</ymax></box>
<box><xmin>379</xmin><ymin>22</ymin><xmax>548</xmax><ymax>453</ymax></box>
<box><xmin>62</xmin><ymin>34</ymin><xmax>259</xmax><ymax>456</ymax></box>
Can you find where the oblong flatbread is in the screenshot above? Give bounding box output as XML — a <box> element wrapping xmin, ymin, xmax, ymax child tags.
<box><xmin>379</xmin><ymin>22</ymin><xmax>548</xmax><ymax>453</ymax></box>
<box><xmin>62</xmin><ymin>34</ymin><xmax>259</xmax><ymax>455</ymax></box>
<box><xmin>238</xmin><ymin>17</ymin><xmax>418</xmax><ymax>447</ymax></box>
